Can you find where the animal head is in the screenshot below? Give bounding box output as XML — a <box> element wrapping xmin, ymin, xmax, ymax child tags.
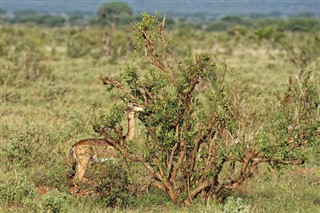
<box><xmin>127</xmin><ymin>103</ymin><xmax>145</xmax><ymax>112</ymax></box>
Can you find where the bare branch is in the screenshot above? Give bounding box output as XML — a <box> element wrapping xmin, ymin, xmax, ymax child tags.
<box><xmin>171</xmin><ymin>140</ymin><xmax>186</xmax><ymax>184</ymax></box>
<box><xmin>184</xmin><ymin>180</ymin><xmax>210</xmax><ymax>206</ymax></box>
<box><xmin>154</xmin><ymin>157</ymin><xmax>165</xmax><ymax>178</ymax></box>
<box><xmin>142</xmin><ymin>31</ymin><xmax>166</xmax><ymax>73</ymax></box>
<box><xmin>167</xmin><ymin>143</ymin><xmax>178</xmax><ymax>179</ymax></box>
<box><xmin>224</xmin><ymin>151</ymin><xmax>260</xmax><ymax>189</ymax></box>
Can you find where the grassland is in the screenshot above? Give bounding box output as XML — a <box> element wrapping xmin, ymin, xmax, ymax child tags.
<box><xmin>0</xmin><ymin>23</ymin><xmax>319</xmax><ymax>212</ymax></box>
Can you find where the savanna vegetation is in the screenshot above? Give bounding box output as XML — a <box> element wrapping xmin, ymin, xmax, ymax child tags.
<box><xmin>1</xmin><ymin>6</ymin><xmax>319</xmax><ymax>213</ymax></box>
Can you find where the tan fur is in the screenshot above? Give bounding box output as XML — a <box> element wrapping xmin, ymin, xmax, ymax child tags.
<box><xmin>70</xmin><ymin>104</ymin><xmax>144</xmax><ymax>192</ymax></box>
<box><xmin>71</xmin><ymin>139</ymin><xmax>116</xmax><ymax>187</ymax></box>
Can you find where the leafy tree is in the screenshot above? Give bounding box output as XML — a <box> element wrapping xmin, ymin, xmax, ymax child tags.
<box><xmin>14</xmin><ymin>9</ymin><xmax>37</xmax><ymax>17</ymax></box>
<box><xmin>68</xmin><ymin>14</ymin><xmax>86</xmax><ymax>26</ymax></box>
<box><xmin>9</xmin><ymin>12</ymin><xmax>66</xmax><ymax>27</ymax></box>
<box><xmin>37</xmin><ymin>15</ymin><xmax>65</xmax><ymax>27</ymax></box>
<box><xmin>95</xmin><ymin>13</ymin><xmax>319</xmax><ymax>205</ymax></box>
<box><xmin>97</xmin><ymin>2</ymin><xmax>133</xmax><ymax>27</ymax></box>
<box><xmin>0</xmin><ymin>9</ymin><xmax>5</xmax><ymax>23</ymax></box>
<box><xmin>280</xmin><ymin>17</ymin><xmax>320</xmax><ymax>32</ymax></box>
<box><xmin>0</xmin><ymin>8</ymin><xmax>6</xmax><ymax>15</ymax></box>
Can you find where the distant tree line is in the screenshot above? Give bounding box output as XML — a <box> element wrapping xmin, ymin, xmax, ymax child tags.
<box><xmin>1</xmin><ymin>2</ymin><xmax>319</xmax><ymax>32</ymax></box>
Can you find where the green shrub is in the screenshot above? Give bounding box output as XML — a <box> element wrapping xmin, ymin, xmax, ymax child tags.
<box><xmin>67</xmin><ymin>33</ymin><xmax>95</xmax><ymax>58</ymax></box>
<box><xmin>0</xmin><ymin>177</ymin><xmax>36</xmax><ymax>206</ymax></box>
<box><xmin>280</xmin><ymin>17</ymin><xmax>320</xmax><ymax>32</ymax></box>
<box><xmin>38</xmin><ymin>190</ymin><xmax>69</xmax><ymax>212</ymax></box>
<box><xmin>96</xmin><ymin>161</ymin><xmax>134</xmax><ymax>207</ymax></box>
<box><xmin>0</xmin><ymin>28</ymin><xmax>52</xmax><ymax>86</ymax></box>
<box><xmin>96</xmin><ymin>13</ymin><xmax>319</xmax><ymax>206</ymax></box>
<box><xmin>0</xmin><ymin>175</ymin><xmax>70</xmax><ymax>212</ymax></box>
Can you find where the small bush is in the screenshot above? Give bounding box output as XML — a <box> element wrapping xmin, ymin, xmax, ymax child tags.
<box><xmin>0</xmin><ymin>33</ymin><xmax>52</xmax><ymax>86</ymax></box>
<box><xmin>0</xmin><ymin>176</ymin><xmax>36</xmax><ymax>206</ymax></box>
<box><xmin>96</xmin><ymin>162</ymin><xmax>134</xmax><ymax>207</ymax></box>
<box><xmin>38</xmin><ymin>190</ymin><xmax>69</xmax><ymax>212</ymax></box>
<box><xmin>0</xmin><ymin>175</ymin><xmax>71</xmax><ymax>212</ymax></box>
<box><xmin>67</xmin><ymin>33</ymin><xmax>95</xmax><ymax>58</ymax></box>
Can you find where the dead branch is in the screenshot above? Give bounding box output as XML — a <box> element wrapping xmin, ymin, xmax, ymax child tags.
<box><xmin>142</xmin><ymin>31</ymin><xmax>166</xmax><ymax>73</ymax></box>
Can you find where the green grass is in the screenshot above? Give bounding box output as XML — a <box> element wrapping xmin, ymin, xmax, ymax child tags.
<box><xmin>234</xmin><ymin>166</ymin><xmax>320</xmax><ymax>212</ymax></box>
<box><xmin>1</xmin><ymin>24</ymin><xmax>319</xmax><ymax>212</ymax></box>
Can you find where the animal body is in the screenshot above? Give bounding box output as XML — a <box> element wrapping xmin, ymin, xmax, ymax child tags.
<box><xmin>69</xmin><ymin>103</ymin><xmax>144</xmax><ymax>192</ymax></box>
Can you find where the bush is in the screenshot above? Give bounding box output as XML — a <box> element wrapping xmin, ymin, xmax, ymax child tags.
<box><xmin>0</xmin><ymin>175</ymin><xmax>70</xmax><ymax>212</ymax></box>
<box><xmin>96</xmin><ymin>160</ymin><xmax>134</xmax><ymax>207</ymax></box>
<box><xmin>0</xmin><ymin>176</ymin><xmax>37</xmax><ymax>206</ymax></box>
<box><xmin>280</xmin><ymin>17</ymin><xmax>320</xmax><ymax>32</ymax></box>
<box><xmin>276</xmin><ymin>33</ymin><xmax>320</xmax><ymax>71</ymax></box>
<box><xmin>67</xmin><ymin>33</ymin><xmax>95</xmax><ymax>58</ymax></box>
<box><xmin>0</xmin><ymin>28</ymin><xmax>52</xmax><ymax>86</ymax></box>
<box><xmin>95</xmin><ymin>13</ymin><xmax>319</xmax><ymax>205</ymax></box>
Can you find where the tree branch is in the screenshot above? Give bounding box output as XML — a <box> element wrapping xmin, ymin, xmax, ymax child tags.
<box><xmin>167</xmin><ymin>143</ymin><xmax>178</xmax><ymax>179</ymax></box>
<box><xmin>188</xmin><ymin>112</ymin><xmax>219</xmax><ymax>173</ymax></box>
<box><xmin>105</xmin><ymin>135</ymin><xmax>178</xmax><ymax>202</ymax></box>
<box><xmin>171</xmin><ymin>140</ymin><xmax>186</xmax><ymax>185</ymax></box>
<box><xmin>99</xmin><ymin>76</ymin><xmax>137</xmax><ymax>103</ymax></box>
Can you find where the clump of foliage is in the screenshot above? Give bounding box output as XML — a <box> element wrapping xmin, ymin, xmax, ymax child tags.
<box><xmin>95</xmin><ymin>13</ymin><xmax>319</xmax><ymax>205</ymax></box>
<box><xmin>95</xmin><ymin>159</ymin><xmax>135</xmax><ymax>207</ymax></box>
<box><xmin>97</xmin><ymin>2</ymin><xmax>134</xmax><ymax>27</ymax></box>
<box><xmin>5</xmin><ymin>10</ymin><xmax>66</xmax><ymax>27</ymax></box>
<box><xmin>67</xmin><ymin>33</ymin><xmax>95</xmax><ymax>58</ymax></box>
<box><xmin>101</xmin><ymin>30</ymin><xmax>134</xmax><ymax>61</ymax></box>
<box><xmin>0</xmin><ymin>26</ymin><xmax>52</xmax><ymax>86</ymax></box>
<box><xmin>278</xmin><ymin>33</ymin><xmax>320</xmax><ymax>72</ymax></box>
<box><xmin>1</xmin><ymin>47</ymin><xmax>51</xmax><ymax>87</ymax></box>
<box><xmin>0</xmin><ymin>175</ymin><xmax>70</xmax><ymax>212</ymax></box>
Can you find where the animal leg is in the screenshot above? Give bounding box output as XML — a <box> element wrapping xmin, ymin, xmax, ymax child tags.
<box><xmin>72</xmin><ymin>156</ymin><xmax>90</xmax><ymax>185</ymax></box>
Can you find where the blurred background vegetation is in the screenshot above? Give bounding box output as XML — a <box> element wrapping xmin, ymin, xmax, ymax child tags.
<box><xmin>1</xmin><ymin>1</ymin><xmax>320</xmax><ymax>31</ymax></box>
<box><xmin>0</xmin><ymin>1</ymin><xmax>319</xmax><ymax>212</ymax></box>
